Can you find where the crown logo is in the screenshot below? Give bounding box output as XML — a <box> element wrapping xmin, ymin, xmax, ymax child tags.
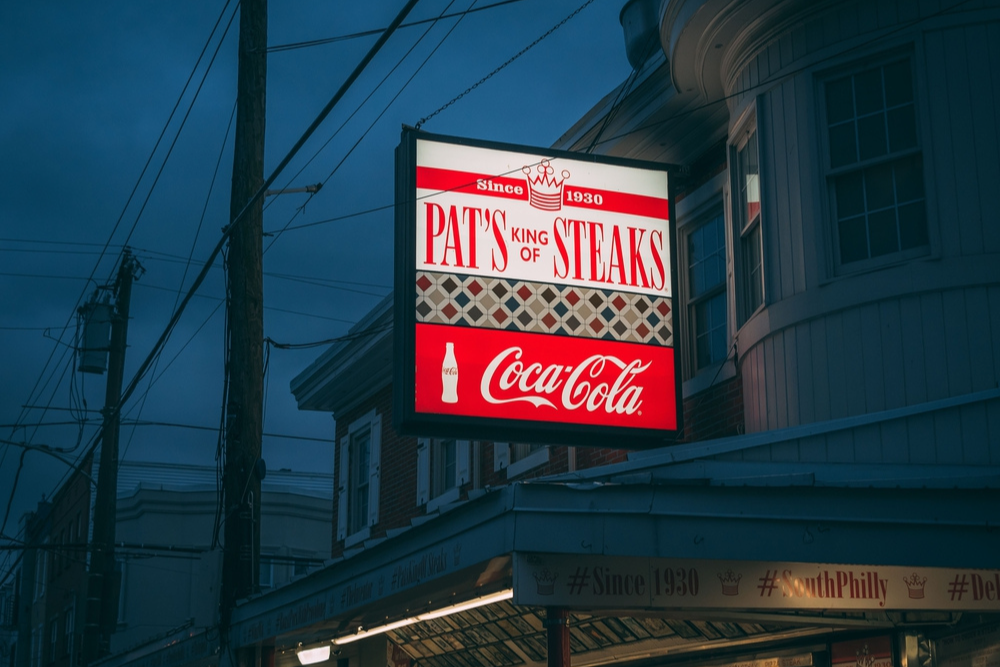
<box><xmin>533</xmin><ymin>568</ymin><xmax>558</xmax><ymax>595</ymax></box>
<box><xmin>717</xmin><ymin>569</ymin><xmax>742</xmax><ymax>596</ymax></box>
<box><xmin>522</xmin><ymin>160</ymin><xmax>569</xmax><ymax>211</ymax></box>
<box><xmin>903</xmin><ymin>572</ymin><xmax>927</xmax><ymax>599</ymax></box>
<box><xmin>856</xmin><ymin>644</ymin><xmax>875</xmax><ymax>667</ymax></box>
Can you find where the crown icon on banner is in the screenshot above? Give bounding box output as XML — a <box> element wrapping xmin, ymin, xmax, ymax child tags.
<box><xmin>856</xmin><ymin>644</ymin><xmax>875</xmax><ymax>667</ymax></box>
<box><xmin>533</xmin><ymin>568</ymin><xmax>558</xmax><ymax>595</ymax></box>
<box><xmin>717</xmin><ymin>569</ymin><xmax>742</xmax><ymax>596</ymax></box>
<box><xmin>522</xmin><ymin>160</ymin><xmax>570</xmax><ymax>211</ymax></box>
<box><xmin>903</xmin><ymin>572</ymin><xmax>927</xmax><ymax>599</ymax></box>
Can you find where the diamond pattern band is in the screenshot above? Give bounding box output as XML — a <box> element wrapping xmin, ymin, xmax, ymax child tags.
<box><xmin>415</xmin><ymin>271</ymin><xmax>672</xmax><ymax>346</ymax></box>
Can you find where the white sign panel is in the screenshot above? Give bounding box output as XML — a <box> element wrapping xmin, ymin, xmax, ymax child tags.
<box><xmin>514</xmin><ymin>553</ymin><xmax>1000</xmax><ymax>611</ymax></box>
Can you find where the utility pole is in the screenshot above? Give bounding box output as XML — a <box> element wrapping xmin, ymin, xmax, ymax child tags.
<box><xmin>82</xmin><ymin>248</ymin><xmax>139</xmax><ymax>665</ymax></box>
<box><xmin>220</xmin><ymin>0</ymin><xmax>266</xmax><ymax>664</ymax></box>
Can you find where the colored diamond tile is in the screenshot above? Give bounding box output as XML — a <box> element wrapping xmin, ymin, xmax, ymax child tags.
<box><xmin>646</xmin><ymin>311</ymin><xmax>661</xmax><ymax>326</ymax></box>
<box><xmin>588</xmin><ymin>292</ymin><xmax>604</xmax><ymax>309</ymax></box>
<box><xmin>429</xmin><ymin>289</ymin><xmax>447</xmax><ymax>306</ymax></box>
<box><xmin>612</xmin><ymin>295</ymin><xmax>627</xmax><ymax>311</ymax></box>
<box><xmin>516</xmin><ymin>284</ymin><xmax>533</xmax><ymax>301</ymax></box>
<box><xmin>612</xmin><ymin>320</ymin><xmax>628</xmax><ymax>336</ymax></box>
<box><xmin>542</xmin><ymin>312</ymin><xmax>557</xmax><ymax>328</ymax></box>
<box><xmin>589</xmin><ymin>318</ymin><xmax>605</xmax><ymax>334</ymax></box>
<box><xmin>455</xmin><ymin>291</ymin><xmax>471</xmax><ymax>307</ymax></box>
<box><xmin>505</xmin><ymin>296</ymin><xmax>520</xmax><ymax>312</ymax></box>
<box><xmin>416</xmin><ymin>274</ymin><xmax>432</xmax><ymax>292</ymax></box>
<box><xmin>516</xmin><ymin>310</ymin><xmax>534</xmax><ymax>326</ymax></box>
<box><xmin>577</xmin><ymin>303</ymin><xmax>595</xmax><ymax>321</ymax></box>
<box><xmin>441</xmin><ymin>276</ymin><xmax>459</xmax><ymax>293</ymax></box>
<box><xmin>564</xmin><ymin>290</ymin><xmax>580</xmax><ymax>306</ymax></box>
<box><xmin>656</xmin><ymin>300</ymin><xmax>671</xmax><ymax>316</ymax></box>
<box><xmin>553</xmin><ymin>301</ymin><xmax>569</xmax><ymax>317</ymax></box>
<box><xmin>466</xmin><ymin>279</ymin><xmax>483</xmax><ymax>296</ymax></box>
<box><xmin>416</xmin><ymin>301</ymin><xmax>433</xmax><ymax>318</ymax></box>
<box><xmin>565</xmin><ymin>315</ymin><xmax>582</xmax><ymax>331</ymax></box>
<box><xmin>442</xmin><ymin>303</ymin><xmax>458</xmax><ymax>319</ymax></box>
<box><xmin>541</xmin><ymin>286</ymin><xmax>558</xmax><ymax>303</ymax></box>
<box><xmin>467</xmin><ymin>305</ymin><xmax>484</xmax><ymax>321</ymax></box>
<box><xmin>492</xmin><ymin>308</ymin><xmax>508</xmax><ymax>325</ymax></box>
<box><xmin>635</xmin><ymin>299</ymin><xmax>650</xmax><ymax>314</ymax></box>
<box><xmin>622</xmin><ymin>309</ymin><xmax>639</xmax><ymax>325</ymax></box>
<box><xmin>492</xmin><ymin>282</ymin><xmax>509</xmax><ymax>299</ymax></box>
<box><xmin>527</xmin><ymin>297</ymin><xmax>546</xmax><ymax>315</ymax></box>
<box><xmin>601</xmin><ymin>306</ymin><xmax>615</xmax><ymax>322</ymax></box>
<box><xmin>479</xmin><ymin>294</ymin><xmax>497</xmax><ymax>310</ymax></box>
<box><xmin>636</xmin><ymin>322</ymin><xmax>650</xmax><ymax>338</ymax></box>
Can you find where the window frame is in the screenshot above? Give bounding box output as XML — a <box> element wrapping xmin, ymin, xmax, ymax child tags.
<box><xmin>729</xmin><ymin>108</ymin><xmax>765</xmax><ymax>328</ymax></box>
<box><xmin>417</xmin><ymin>439</ymin><xmax>470</xmax><ymax>511</ymax></box>
<box><xmin>337</xmin><ymin>409</ymin><xmax>381</xmax><ymax>546</ymax></box>
<box><xmin>818</xmin><ymin>50</ymin><xmax>930</xmax><ymax>274</ymax></box>
<box><xmin>493</xmin><ymin>442</ymin><xmax>548</xmax><ymax>479</ymax></box>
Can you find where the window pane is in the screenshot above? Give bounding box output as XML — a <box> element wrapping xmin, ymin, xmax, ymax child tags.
<box><xmin>868</xmin><ymin>209</ymin><xmax>899</xmax><ymax>257</ymax></box>
<box><xmin>695</xmin><ymin>292</ymin><xmax>727</xmax><ymax>369</ymax></box>
<box><xmin>899</xmin><ymin>201</ymin><xmax>929</xmax><ymax>249</ymax></box>
<box><xmin>887</xmin><ymin>105</ymin><xmax>917</xmax><ymax>152</ymax></box>
<box><xmin>883</xmin><ymin>60</ymin><xmax>913</xmax><ymax>106</ymax></box>
<box><xmin>835</xmin><ymin>171</ymin><xmax>865</xmax><ymax>218</ymax></box>
<box><xmin>839</xmin><ymin>216</ymin><xmax>868</xmax><ymax>263</ymax></box>
<box><xmin>894</xmin><ymin>155</ymin><xmax>924</xmax><ymax>202</ymax></box>
<box><xmin>743</xmin><ymin>225</ymin><xmax>763</xmax><ymax>313</ymax></box>
<box><xmin>688</xmin><ymin>214</ymin><xmax>725</xmax><ymax>298</ymax></box>
<box><xmin>829</xmin><ymin>123</ymin><xmax>857</xmax><ymax>168</ymax></box>
<box><xmin>865</xmin><ymin>163</ymin><xmax>895</xmax><ymax>211</ymax></box>
<box><xmin>857</xmin><ymin>113</ymin><xmax>888</xmax><ymax>161</ymax></box>
<box><xmin>826</xmin><ymin>76</ymin><xmax>854</xmax><ymax>123</ymax></box>
<box><xmin>854</xmin><ymin>68</ymin><xmax>884</xmax><ymax>115</ymax></box>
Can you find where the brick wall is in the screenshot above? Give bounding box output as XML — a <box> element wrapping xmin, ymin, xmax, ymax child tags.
<box><xmin>680</xmin><ymin>374</ymin><xmax>744</xmax><ymax>442</ymax></box>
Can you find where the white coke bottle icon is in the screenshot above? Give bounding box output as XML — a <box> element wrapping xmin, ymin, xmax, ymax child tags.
<box><xmin>441</xmin><ymin>342</ymin><xmax>458</xmax><ymax>403</ymax></box>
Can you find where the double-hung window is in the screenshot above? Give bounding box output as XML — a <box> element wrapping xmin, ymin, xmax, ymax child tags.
<box><xmin>337</xmin><ymin>409</ymin><xmax>381</xmax><ymax>545</ymax></box>
<box><xmin>823</xmin><ymin>56</ymin><xmax>927</xmax><ymax>269</ymax></box>
<box><xmin>731</xmin><ymin>122</ymin><xmax>764</xmax><ymax>326</ymax></box>
<box><xmin>416</xmin><ymin>439</ymin><xmax>470</xmax><ymax>510</ymax></box>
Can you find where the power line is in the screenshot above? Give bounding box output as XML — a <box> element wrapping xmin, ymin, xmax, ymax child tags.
<box><xmin>415</xmin><ymin>0</ymin><xmax>596</xmax><ymax>129</ymax></box>
<box><xmin>265</xmin><ymin>0</ymin><xmax>531</xmax><ymax>53</ymax></box>
<box><xmin>264</xmin><ymin>0</ymin><xmax>477</xmax><ymax>252</ymax></box>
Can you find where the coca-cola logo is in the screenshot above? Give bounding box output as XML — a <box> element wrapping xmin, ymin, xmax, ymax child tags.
<box><xmin>480</xmin><ymin>346</ymin><xmax>649</xmax><ymax>415</ymax></box>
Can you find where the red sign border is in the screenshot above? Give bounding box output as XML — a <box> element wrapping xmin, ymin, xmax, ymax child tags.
<box><xmin>394</xmin><ymin>128</ymin><xmax>683</xmax><ymax>448</ymax></box>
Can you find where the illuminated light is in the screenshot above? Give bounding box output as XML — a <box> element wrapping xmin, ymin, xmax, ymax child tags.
<box><xmin>332</xmin><ymin>618</ymin><xmax>417</xmax><ymax>645</ymax></box>
<box><xmin>296</xmin><ymin>646</ymin><xmax>331</xmax><ymax>665</ymax></box>
<box><xmin>330</xmin><ymin>589</ymin><xmax>514</xmax><ymax>645</ymax></box>
<box><xmin>416</xmin><ymin>589</ymin><xmax>514</xmax><ymax>620</ymax></box>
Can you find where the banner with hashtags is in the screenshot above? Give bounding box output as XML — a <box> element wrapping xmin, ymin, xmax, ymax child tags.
<box><xmin>514</xmin><ymin>553</ymin><xmax>1000</xmax><ymax>611</ymax></box>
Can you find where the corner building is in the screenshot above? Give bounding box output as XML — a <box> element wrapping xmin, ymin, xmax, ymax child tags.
<box><xmin>98</xmin><ymin>3</ymin><xmax>1000</xmax><ymax>667</ymax></box>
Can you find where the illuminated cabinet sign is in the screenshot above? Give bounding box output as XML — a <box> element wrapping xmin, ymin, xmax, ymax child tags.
<box><xmin>394</xmin><ymin>130</ymin><xmax>680</xmax><ymax>447</ymax></box>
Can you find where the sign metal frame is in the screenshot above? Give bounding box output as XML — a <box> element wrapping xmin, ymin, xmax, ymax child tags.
<box><xmin>394</xmin><ymin>128</ymin><xmax>682</xmax><ymax>448</ymax></box>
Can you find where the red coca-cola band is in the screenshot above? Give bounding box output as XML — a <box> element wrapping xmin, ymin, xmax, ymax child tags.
<box><xmin>415</xmin><ymin>323</ymin><xmax>676</xmax><ymax>431</ymax></box>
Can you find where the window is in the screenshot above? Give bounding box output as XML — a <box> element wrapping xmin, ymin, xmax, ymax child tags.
<box><xmin>494</xmin><ymin>442</ymin><xmax>548</xmax><ymax>478</ymax></box>
<box><xmin>33</xmin><ymin>549</ymin><xmax>47</xmax><ymax>601</ymax></box>
<box><xmin>416</xmin><ymin>439</ymin><xmax>470</xmax><ymax>510</ymax></box>
<box><xmin>259</xmin><ymin>557</ymin><xmax>274</xmax><ymax>590</ymax></box>
<box><xmin>48</xmin><ymin>618</ymin><xmax>57</xmax><ymax>664</ymax></box>
<box><xmin>337</xmin><ymin>410</ymin><xmax>381</xmax><ymax>545</ymax></box>
<box><xmin>731</xmin><ymin>121</ymin><xmax>763</xmax><ymax>326</ymax></box>
<box><xmin>63</xmin><ymin>604</ymin><xmax>74</xmax><ymax>658</ymax></box>
<box><xmin>686</xmin><ymin>211</ymin><xmax>728</xmax><ymax>370</ymax></box>
<box><xmin>823</xmin><ymin>56</ymin><xmax>927</xmax><ymax>268</ymax></box>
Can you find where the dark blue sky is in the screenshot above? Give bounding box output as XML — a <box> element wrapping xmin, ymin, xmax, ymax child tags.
<box><xmin>0</xmin><ymin>0</ymin><xmax>632</xmax><ymax>551</ymax></box>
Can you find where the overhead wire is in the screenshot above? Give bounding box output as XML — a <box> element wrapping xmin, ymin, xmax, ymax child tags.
<box><xmin>0</xmin><ymin>0</ymin><xmax>241</xmax><ymax>564</ymax></box>
<box><xmin>266</xmin><ymin>0</ymin><xmax>531</xmax><ymax>53</ymax></box>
